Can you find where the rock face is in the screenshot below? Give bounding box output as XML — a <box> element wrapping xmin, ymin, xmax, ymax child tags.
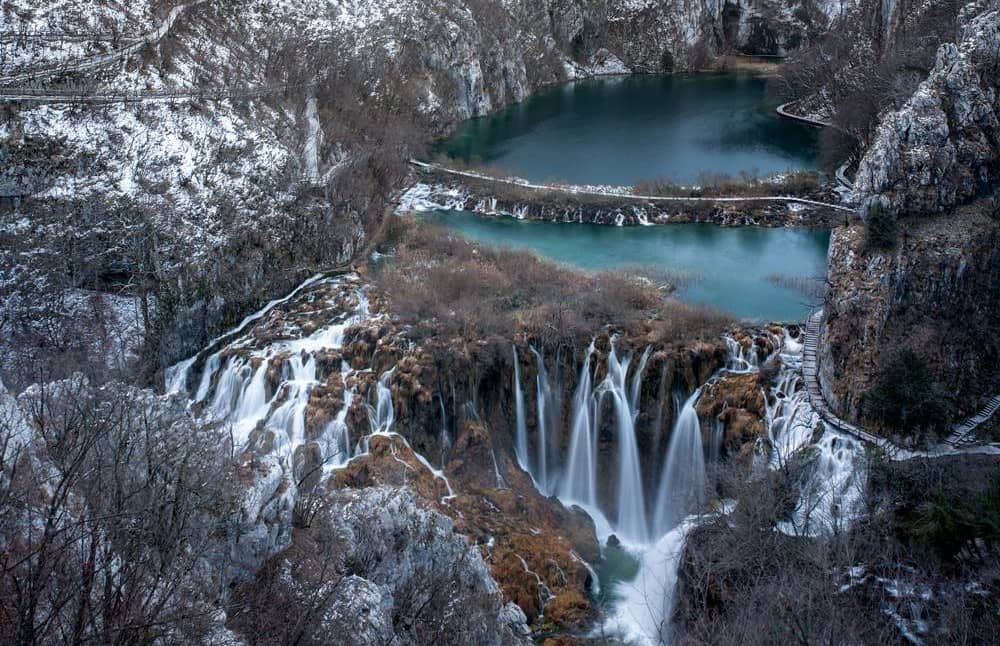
<box><xmin>820</xmin><ymin>200</ymin><xmax>1000</xmax><ymax>427</ymax></box>
<box><xmin>228</xmin><ymin>486</ymin><xmax>530</xmax><ymax>646</ymax></box>
<box><xmin>852</xmin><ymin>7</ymin><xmax>1000</xmax><ymax>216</ymax></box>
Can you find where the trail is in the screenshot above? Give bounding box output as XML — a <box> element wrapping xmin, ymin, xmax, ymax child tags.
<box><xmin>410</xmin><ymin>160</ymin><xmax>858</xmax><ymax>214</ymax></box>
<box><xmin>0</xmin><ymin>1</ymin><xmax>206</xmax><ymax>86</ymax></box>
<box><xmin>803</xmin><ymin>309</ymin><xmax>1000</xmax><ymax>458</ymax></box>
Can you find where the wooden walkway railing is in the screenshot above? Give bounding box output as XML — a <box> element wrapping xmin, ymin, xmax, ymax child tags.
<box><xmin>803</xmin><ymin>309</ymin><xmax>999</xmax><ymax>452</ymax></box>
<box><xmin>410</xmin><ymin>160</ymin><xmax>858</xmax><ymax>214</ymax></box>
<box><xmin>802</xmin><ymin>310</ymin><xmax>883</xmax><ymax>444</ymax></box>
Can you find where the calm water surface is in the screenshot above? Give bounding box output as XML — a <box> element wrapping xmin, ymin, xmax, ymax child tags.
<box><xmin>440</xmin><ymin>74</ymin><xmax>819</xmax><ymax>185</ymax></box>
<box><xmin>423</xmin><ymin>211</ymin><xmax>830</xmax><ymax>322</ymax></box>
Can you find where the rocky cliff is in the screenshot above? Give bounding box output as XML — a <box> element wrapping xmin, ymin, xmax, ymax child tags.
<box><xmin>852</xmin><ymin>6</ymin><xmax>1000</xmax><ymax>216</ymax></box>
<box><xmin>819</xmin><ymin>4</ymin><xmax>1000</xmax><ymax>434</ymax></box>
<box><xmin>820</xmin><ymin>199</ymin><xmax>1000</xmax><ymax>432</ymax></box>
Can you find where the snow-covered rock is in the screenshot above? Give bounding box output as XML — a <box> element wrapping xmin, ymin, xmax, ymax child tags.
<box><xmin>852</xmin><ymin>7</ymin><xmax>1000</xmax><ymax>217</ymax></box>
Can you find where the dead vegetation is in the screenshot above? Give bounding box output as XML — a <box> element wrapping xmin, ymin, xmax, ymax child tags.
<box><xmin>369</xmin><ymin>216</ymin><xmax>731</xmax><ymax>346</ymax></box>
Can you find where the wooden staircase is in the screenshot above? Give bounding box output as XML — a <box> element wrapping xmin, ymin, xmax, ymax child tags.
<box><xmin>802</xmin><ymin>309</ymin><xmax>999</xmax><ymax>452</ymax></box>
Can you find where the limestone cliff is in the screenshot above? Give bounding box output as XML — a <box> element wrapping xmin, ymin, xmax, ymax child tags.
<box><xmin>852</xmin><ymin>6</ymin><xmax>1000</xmax><ymax>216</ymax></box>
<box><xmin>820</xmin><ymin>5</ymin><xmax>1000</xmax><ymax>434</ymax></box>
<box><xmin>820</xmin><ymin>200</ymin><xmax>1000</xmax><ymax>431</ymax></box>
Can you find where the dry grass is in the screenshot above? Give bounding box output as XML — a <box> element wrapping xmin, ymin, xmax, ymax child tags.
<box><xmin>634</xmin><ymin>170</ymin><xmax>821</xmax><ymax>198</ymax></box>
<box><xmin>370</xmin><ymin>216</ymin><xmax>731</xmax><ymax>344</ymax></box>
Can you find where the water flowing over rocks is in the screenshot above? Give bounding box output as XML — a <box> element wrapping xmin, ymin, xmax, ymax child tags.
<box><xmin>402</xmin><ymin>177</ymin><xmax>846</xmax><ymax>228</ymax></box>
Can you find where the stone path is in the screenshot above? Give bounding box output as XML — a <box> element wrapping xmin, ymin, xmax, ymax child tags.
<box><xmin>803</xmin><ymin>309</ymin><xmax>1000</xmax><ymax>455</ymax></box>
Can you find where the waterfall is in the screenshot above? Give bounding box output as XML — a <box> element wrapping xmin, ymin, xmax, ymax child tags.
<box><xmin>235</xmin><ymin>360</ymin><xmax>270</xmax><ymax>422</ymax></box>
<box><xmin>653</xmin><ymin>389</ymin><xmax>707</xmax><ymax>537</ymax></box>
<box><xmin>531</xmin><ymin>346</ymin><xmax>554</xmax><ymax>493</ymax></box>
<box><xmin>513</xmin><ymin>346</ymin><xmax>529</xmax><ymax>471</ymax></box>
<box><xmin>599</xmin><ymin>341</ymin><xmax>648</xmax><ymax>544</ymax></box>
<box><xmin>322</xmin><ymin>366</ymin><xmax>354</xmax><ymax>470</ymax></box>
<box><xmin>767</xmin><ymin>331</ymin><xmax>865</xmax><ymax>536</ymax></box>
<box><xmin>723</xmin><ymin>335</ymin><xmax>757</xmax><ymax>373</ymax></box>
<box><xmin>165</xmin><ymin>356</ymin><xmax>196</xmax><ymax>395</ymax></box>
<box><xmin>629</xmin><ymin>346</ymin><xmax>652</xmax><ymax>419</ymax></box>
<box><xmin>438</xmin><ymin>393</ymin><xmax>452</xmax><ymax>462</ymax></box>
<box><xmin>369</xmin><ymin>369</ymin><xmax>395</xmax><ymax>434</ymax></box>
<box><xmin>169</xmin><ymin>276</ymin><xmax>375</xmax><ymax>466</ymax></box>
<box><xmin>561</xmin><ymin>342</ymin><xmax>597</xmax><ymax>505</ymax></box>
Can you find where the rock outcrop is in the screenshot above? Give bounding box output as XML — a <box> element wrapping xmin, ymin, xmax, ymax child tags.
<box><xmin>852</xmin><ymin>7</ymin><xmax>1000</xmax><ymax>216</ymax></box>
<box><xmin>228</xmin><ymin>486</ymin><xmax>531</xmax><ymax>645</ymax></box>
<box><xmin>820</xmin><ymin>200</ymin><xmax>1000</xmax><ymax>429</ymax></box>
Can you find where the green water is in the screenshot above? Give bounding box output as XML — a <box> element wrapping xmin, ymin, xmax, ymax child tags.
<box><xmin>422</xmin><ymin>211</ymin><xmax>830</xmax><ymax>322</ymax></box>
<box><xmin>440</xmin><ymin>73</ymin><xmax>819</xmax><ymax>186</ymax></box>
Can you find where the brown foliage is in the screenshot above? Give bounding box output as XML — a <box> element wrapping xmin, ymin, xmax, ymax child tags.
<box><xmin>371</xmin><ymin>217</ymin><xmax>731</xmax><ymax>345</ymax></box>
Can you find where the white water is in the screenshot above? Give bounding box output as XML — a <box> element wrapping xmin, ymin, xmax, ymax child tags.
<box><xmin>652</xmin><ymin>389</ymin><xmax>707</xmax><ymax>537</ymax></box>
<box><xmin>167</xmin><ymin>275</ymin><xmax>373</xmax><ymax>472</ymax></box>
<box><xmin>368</xmin><ymin>369</ymin><xmax>395</xmax><ymax>435</ymax></box>
<box><xmin>561</xmin><ymin>341</ymin><xmax>597</xmax><ymax>506</ymax></box>
<box><xmin>607</xmin><ymin>329</ymin><xmax>866</xmax><ymax>645</ymax></box>
<box><xmin>609</xmin><ymin>518</ymin><xmax>697</xmax><ymax>645</ymax></box>
<box><xmin>767</xmin><ymin>330</ymin><xmax>866</xmax><ymax>536</ymax></box>
<box><xmin>531</xmin><ymin>346</ymin><xmax>554</xmax><ymax>493</ymax></box>
<box><xmin>513</xmin><ymin>346</ymin><xmax>530</xmax><ymax>472</ymax></box>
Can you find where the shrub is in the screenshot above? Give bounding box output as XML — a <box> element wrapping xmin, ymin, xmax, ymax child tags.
<box><xmin>661</xmin><ymin>48</ymin><xmax>675</xmax><ymax>73</ymax></box>
<box><xmin>862</xmin><ymin>349</ymin><xmax>951</xmax><ymax>436</ymax></box>
<box><xmin>865</xmin><ymin>202</ymin><xmax>897</xmax><ymax>250</ymax></box>
<box><xmin>371</xmin><ymin>217</ymin><xmax>731</xmax><ymax>344</ymax></box>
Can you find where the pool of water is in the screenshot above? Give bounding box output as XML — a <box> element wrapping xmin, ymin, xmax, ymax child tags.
<box><xmin>440</xmin><ymin>73</ymin><xmax>819</xmax><ymax>186</ymax></box>
<box><xmin>422</xmin><ymin>210</ymin><xmax>830</xmax><ymax>322</ymax></box>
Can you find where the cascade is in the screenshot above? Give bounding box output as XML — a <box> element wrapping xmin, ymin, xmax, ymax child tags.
<box><xmin>629</xmin><ymin>346</ymin><xmax>653</xmax><ymax>419</ymax></box>
<box><xmin>165</xmin><ymin>356</ymin><xmax>196</xmax><ymax>395</ymax></box>
<box><xmin>723</xmin><ymin>334</ymin><xmax>758</xmax><ymax>373</ymax></box>
<box><xmin>561</xmin><ymin>342</ymin><xmax>597</xmax><ymax>505</ymax></box>
<box><xmin>599</xmin><ymin>341</ymin><xmax>648</xmax><ymax>544</ymax></box>
<box><xmin>235</xmin><ymin>360</ymin><xmax>270</xmax><ymax>422</ymax></box>
<box><xmin>369</xmin><ymin>369</ymin><xmax>395</xmax><ymax>434</ymax></box>
<box><xmin>321</xmin><ymin>364</ymin><xmax>354</xmax><ymax>470</ymax></box>
<box><xmin>170</xmin><ymin>276</ymin><xmax>374</xmax><ymax>468</ymax></box>
<box><xmin>652</xmin><ymin>389</ymin><xmax>707</xmax><ymax>537</ymax></box>
<box><xmin>438</xmin><ymin>393</ymin><xmax>451</xmax><ymax>461</ymax></box>
<box><xmin>531</xmin><ymin>346</ymin><xmax>554</xmax><ymax>493</ymax></box>
<box><xmin>513</xmin><ymin>346</ymin><xmax>529</xmax><ymax>471</ymax></box>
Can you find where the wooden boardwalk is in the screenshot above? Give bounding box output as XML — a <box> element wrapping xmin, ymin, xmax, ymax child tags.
<box><xmin>410</xmin><ymin>160</ymin><xmax>858</xmax><ymax>214</ymax></box>
<box><xmin>803</xmin><ymin>309</ymin><xmax>999</xmax><ymax>452</ymax></box>
<box><xmin>802</xmin><ymin>310</ymin><xmax>883</xmax><ymax>445</ymax></box>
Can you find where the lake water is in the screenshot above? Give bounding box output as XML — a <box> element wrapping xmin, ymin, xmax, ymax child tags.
<box><xmin>422</xmin><ymin>211</ymin><xmax>830</xmax><ymax>322</ymax></box>
<box><xmin>440</xmin><ymin>73</ymin><xmax>820</xmax><ymax>186</ymax></box>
